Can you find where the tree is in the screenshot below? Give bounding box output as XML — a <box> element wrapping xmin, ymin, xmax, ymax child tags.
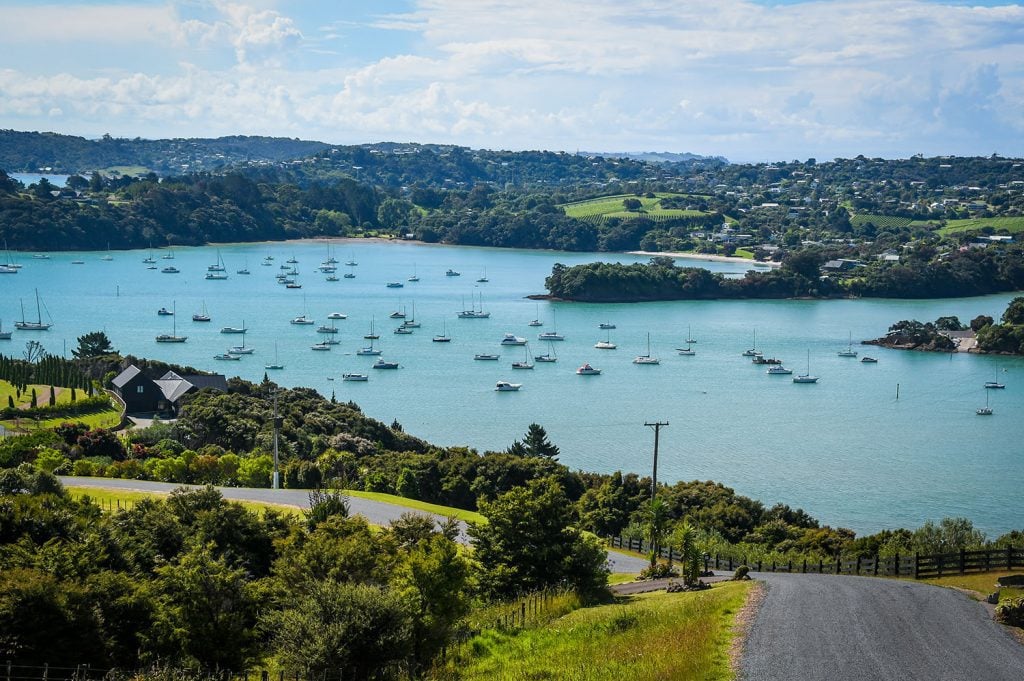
<box><xmin>1002</xmin><ymin>297</ymin><xmax>1024</xmax><ymax>325</ymax></box>
<box><xmin>971</xmin><ymin>315</ymin><xmax>994</xmax><ymax>331</ymax></box>
<box><xmin>73</xmin><ymin>331</ymin><xmax>116</xmax><ymax>358</ymax></box>
<box><xmin>506</xmin><ymin>423</ymin><xmax>560</xmax><ymax>460</ymax></box>
<box><xmin>622</xmin><ymin>197</ymin><xmax>642</xmax><ymax>211</ymax></box>
<box><xmin>469</xmin><ymin>477</ymin><xmax>608</xmax><ymax>600</ymax></box>
<box><xmin>670</xmin><ymin>519</ymin><xmax>703</xmax><ymax>586</ymax></box>
<box><xmin>934</xmin><ymin>316</ymin><xmax>964</xmax><ymax>331</ymax></box>
<box><xmin>643</xmin><ymin>497</ymin><xmax>671</xmax><ymax>568</ymax></box>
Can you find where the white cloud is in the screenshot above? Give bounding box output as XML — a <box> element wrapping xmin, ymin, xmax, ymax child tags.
<box><xmin>0</xmin><ymin>0</ymin><xmax>1022</xmax><ymax>160</ymax></box>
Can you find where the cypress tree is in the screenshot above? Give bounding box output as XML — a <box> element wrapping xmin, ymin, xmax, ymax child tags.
<box><xmin>30</xmin><ymin>388</ymin><xmax>37</xmax><ymax>408</ymax></box>
<box><xmin>49</xmin><ymin>386</ymin><xmax>56</xmax><ymax>406</ymax></box>
<box><xmin>7</xmin><ymin>396</ymin><xmax>13</xmax><ymax>409</ymax></box>
<box><xmin>71</xmin><ymin>388</ymin><xmax>77</xmax><ymax>402</ymax></box>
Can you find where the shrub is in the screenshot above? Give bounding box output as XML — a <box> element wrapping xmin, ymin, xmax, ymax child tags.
<box><xmin>995</xmin><ymin>597</ymin><xmax>1024</xmax><ymax>627</ymax></box>
<box><xmin>733</xmin><ymin>565</ymin><xmax>751</xmax><ymax>580</ymax></box>
<box><xmin>638</xmin><ymin>562</ymin><xmax>678</xmax><ymax>580</ymax></box>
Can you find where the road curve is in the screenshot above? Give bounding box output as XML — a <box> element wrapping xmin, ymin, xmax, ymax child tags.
<box><xmin>58</xmin><ymin>477</ymin><xmax>648</xmax><ymax>572</ymax></box>
<box><xmin>742</xmin><ymin>572</ymin><xmax>1024</xmax><ymax>680</ymax></box>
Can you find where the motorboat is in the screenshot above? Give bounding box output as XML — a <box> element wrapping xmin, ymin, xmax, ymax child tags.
<box><xmin>291</xmin><ymin>315</ymin><xmax>315</xmax><ymax>325</ymax></box>
<box><xmin>214</xmin><ymin>353</ymin><xmax>240</xmax><ymax>361</ymax></box>
<box><xmin>311</xmin><ymin>342</ymin><xmax>332</xmax><ymax>351</ymax></box>
<box><xmin>327</xmin><ymin>312</ymin><xmax>347</xmax><ymax>320</ymax></box>
<box><xmin>158</xmin><ymin>307</ymin><xmax>174</xmax><ymax>316</ymax></box>
<box><xmin>861</xmin><ymin>356</ymin><xmax>878</xmax><ymax>363</ymax></box>
<box><xmin>576</xmin><ymin>363</ymin><xmax>602</xmax><ymax>375</ymax></box>
<box><xmin>161</xmin><ymin>266</ymin><xmax>180</xmax><ymax>273</ymax></box>
<box><xmin>500</xmin><ymin>333</ymin><xmax>527</xmax><ymax>345</ymax></box>
<box><xmin>495</xmin><ymin>381</ymin><xmax>522</xmax><ymax>391</ymax></box>
<box><xmin>599</xmin><ymin>322</ymin><xmax>616</xmax><ymax>330</ymax></box>
<box><xmin>474</xmin><ymin>353</ymin><xmax>500</xmax><ymax>361</ymax></box>
<box><xmin>446</xmin><ymin>269</ymin><xmax>461</xmax><ymax>276</ymax></box>
<box><xmin>387</xmin><ymin>282</ymin><xmax>404</xmax><ymax>288</ymax></box>
<box><xmin>373</xmin><ymin>360</ymin><xmax>400</xmax><ymax>369</ymax></box>
<box><xmin>343</xmin><ymin>373</ymin><xmax>368</xmax><ymax>382</ymax></box>
<box><xmin>767</xmin><ymin>365</ymin><xmax>793</xmax><ymax>375</ymax></box>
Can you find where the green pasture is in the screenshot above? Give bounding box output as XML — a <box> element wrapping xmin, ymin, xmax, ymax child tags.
<box><xmin>849</xmin><ymin>214</ymin><xmax>913</xmax><ymax>229</ymax></box>
<box><xmin>0</xmin><ymin>379</ymin><xmax>121</xmax><ymax>433</ymax></box>
<box><xmin>935</xmin><ymin>217</ymin><xmax>1024</xmax><ymax>236</ymax></box>
<box><xmin>561</xmin><ymin>193</ymin><xmax>708</xmax><ymax>223</ymax></box>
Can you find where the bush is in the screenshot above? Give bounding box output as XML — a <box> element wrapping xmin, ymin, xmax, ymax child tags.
<box><xmin>995</xmin><ymin>597</ymin><xmax>1024</xmax><ymax>627</ymax></box>
<box><xmin>732</xmin><ymin>565</ymin><xmax>751</xmax><ymax>580</ymax></box>
<box><xmin>638</xmin><ymin>562</ymin><xmax>678</xmax><ymax>580</ymax></box>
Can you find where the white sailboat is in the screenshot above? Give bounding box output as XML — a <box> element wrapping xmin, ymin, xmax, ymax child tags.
<box><xmin>633</xmin><ymin>332</ymin><xmax>660</xmax><ymax>364</ymax></box>
<box><xmin>15</xmin><ymin>289</ymin><xmax>52</xmax><ymax>330</ymax></box>
<box><xmin>528</xmin><ymin>303</ymin><xmax>543</xmax><ymax>327</ymax></box>
<box><xmin>193</xmin><ymin>302</ymin><xmax>211</xmax><ymax>322</ymax></box>
<box><xmin>512</xmin><ymin>343</ymin><xmax>534</xmax><ymax>369</ymax></box>
<box><xmin>977</xmin><ymin>390</ymin><xmax>994</xmax><ymax>415</ymax></box>
<box><xmin>155</xmin><ymin>301</ymin><xmax>187</xmax><ymax>343</ymax></box>
<box><xmin>227</xmin><ymin>325</ymin><xmax>254</xmax><ymax>354</ymax></box>
<box><xmin>265</xmin><ymin>343</ymin><xmax>284</xmax><ymax>370</ymax></box>
<box><xmin>595</xmin><ymin>328</ymin><xmax>616</xmax><ymax>349</ymax></box>
<box><xmin>742</xmin><ymin>329</ymin><xmax>761</xmax><ymax>357</ymax></box>
<box><xmin>792</xmin><ymin>350</ymin><xmax>819</xmax><ymax>383</ymax></box>
<box><xmin>535</xmin><ymin>341</ymin><xmax>557</xmax><ymax>363</ymax></box>
<box><xmin>837</xmin><ymin>331</ymin><xmax>858</xmax><ymax>357</ymax></box>
<box><xmin>432</xmin><ymin>320</ymin><xmax>452</xmax><ymax>343</ymax></box>
<box><xmin>538</xmin><ymin>309</ymin><xmax>564</xmax><ymax>341</ymax></box>
<box><xmin>677</xmin><ymin>327</ymin><xmax>696</xmax><ymax>355</ymax></box>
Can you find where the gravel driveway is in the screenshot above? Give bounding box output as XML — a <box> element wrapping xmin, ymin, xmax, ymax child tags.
<box><xmin>741</xmin><ymin>572</ymin><xmax>1024</xmax><ymax>680</ymax></box>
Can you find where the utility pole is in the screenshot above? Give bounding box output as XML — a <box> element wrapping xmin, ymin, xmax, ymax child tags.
<box><xmin>272</xmin><ymin>391</ymin><xmax>282</xmax><ymax>490</ymax></box>
<box><xmin>644</xmin><ymin>421</ymin><xmax>668</xmax><ymax>500</ymax></box>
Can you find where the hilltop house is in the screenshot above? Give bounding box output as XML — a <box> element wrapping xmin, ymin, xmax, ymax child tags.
<box><xmin>112</xmin><ymin>365</ymin><xmax>228</xmax><ymax>416</ymax></box>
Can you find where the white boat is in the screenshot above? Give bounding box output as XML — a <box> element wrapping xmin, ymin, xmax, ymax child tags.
<box><xmin>161</xmin><ymin>266</ymin><xmax>180</xmax><ymax>273</ymax></box>
<box><xmin>364</xmin><ymin>318</ymin><xmax>379</xmax><ymax>340</ymax></box>
<box><xmin>0</xmin><ymin>319</ymin><xmax>12</xmax><ymax>340</ymax></box>
<box><xmin>265</xmin><ymin>343</ymin><xmax>284</xmax><ymax>370</ymax></box>
<box><xmin>599</xmin><ymin>322</ymin><xmax>616</xmax><ymax>330</ymax></box>
<box><xmin>287</xmin><ymin>256</ymin><xmax>298</xmax><ymax>264</ymax></box>
<box><xmin>394</xmin><ymin>326</ymin><xmax>414</xmax><ymax>335</ymax></box>
<box><xmin>677</xmin><ymin>346</ymin><xmax>696</xmax><ymax>356</ymax></box>
<box><xmin>742</xmin><ymin>329</ymin><xmax>761</xmax><ymax>357</ymax></box>
<box><xmin>1</xmin><ymin>240</ymin><xmax>19</xmax><ymax>272</ymax></box>
<box><xmin>985</xmin><ymin>368</ymin><xmax>1006</xmax><ymax>389</ymax></box>
<box><xmin>433</xmin><ymin>320</ymin><xmax>452</xmax><ymax>342</ymax></box>
<box><xmin>155</xmin><ymin>301</ymin><xmax>187</xmax><ymax>342</ymax></box>
<box><xmin>402</xmin><ymin>302</ymin><xmax>420</xmax><ymax>328</ymax></box>
<box><xmin>100</xmin><ymin>245</ymin><xmax>113</xmax><ymax>261</ymax></box>
<box><xmin>327</xmin><ymin>312</ymin><xmax>347</xmax><ymax>320</ymax></box>
<box><xmin>227</xmin><ymin>326</ymin><xmax>254</xmax><ymax>354</ymax></box>
<box><xmin>220</xmin><ymin>324</ymin><xmax>247</xmax><ymax>334</ymax></box>
<box><xmin>686</xmin><ymin>326</ymin><xmax>697</xmax><ymax>344</ymax></box>
<box><xmin>193</xmin><ymin>302</ymin><xmax>211</xmax><ymax>322</ymax></box>
<box><xmin>387</xmin><ymin>282</ymin><xmax>404</xmax><ymax>288</ymax></box>
<box><xmin>205</xmin><ymin>271</ymin><xmax>228</xmax><ymax>280</ymax></box>
<box><xmin>977</xmin><ymin>390</ymin><xmax>994</xmax><ymax>415</ymax></box>
<box><xmin>15</xmin><ymin>290</ymin><xmax>52</xmax><ymax>330</ymax></box>
<box><xmin>576</xmin><ymin>363</ymin><xmax>601</xmax><ymax>375</ymax></box>
<box><xmin>458</xmin><ymin>293</ymin><xmax>490</xmax><ymax>318</ymax></box>
<box><xmin>356</xmin><ymin>337</ymin><xmax>382</xmax><ymax>355</ymax></box>
<box><xmin>317</xmin><ymin>322</ymin><xmax>339</xmax><ymax>334</ymax></box>
<box><xmin>214</xmin><ymin>353</ymin><xmax>240</xmax><ymax>361</ymax></box>
<box><xmin>793</xmin><ymin>350</ymin><xmax>819</xmax><ymax>384</ymax></box>
<box><xmin>512</xmin><ymin>344</ymin><xmax>534</xmax><ymax>369</ymax></box>
<box><xmin>326</xmin><ymin>275</ymin><xmax>339</xmax><ymax>282</ymax></box>
<box><xmin>157</xmin><ymin>307</ymin><xmax>174</xmax><ymax>316</ymax></box>
<box><xmin>343</xmin><ymin>373</ymin><xmax>368</xmax><ymax>381</ymax></box>
<box><xmin>0</xmin><ymin>265</ymin><xmax>16</xmax><ymax>274</ymax></box>
<box><xmin>408</xmin><ymin>264</ymin><xmax>419</xmax><ymax>282</ymax></box>
<box><xmin>632</xmin><ymin>333</ymin><xmax>660</xmax><ymax>365</ymax></box>
<box><xmin>528</xmin><ymin>303</ymin><xmax>543</xmax><ymax>327</ymax></box>
<box><xmin>477</xmin><ymin>268</ymin><xmax>488</xmax><ymax>282</ymax></box>
<box><xmin>861</xmin><ymin>356</ymin><xmax>878</xmax><ymax>363</ymax></box>
<box><xmin>837</xmin><ymin>332</ymin><xmax>858</xmax><ymax>357</ymax></box>
<box><xmin>536</xmin><ymin>340</ymin><xmax>558</xmax><ymax>362</ymax></box>
<box><xmin>291</xmin><ymin>315</ymin><xmax>315</xmax><ymax>325</ymax></box>
<box><xmin>373</xmin><ymin>359</ymin><xmax>400</xmax><ymax>369</ymax></box>
<box><xmin>537</xmin><ymin>310</ymin><xmax>564</xmax><ymax>341</ymax></box>
<box><xmin>495</xmin><ymin>381</ymin><xmax>522</xmax><ymax>391</ymax></box>
<box><xmin>767</xmin><ymin>365</ymin><xmax>793</xmax><ymax>375</ymax></box>
<box><xmin>161</xmin><ymin>249</ymin><xmax>175</xmax><ymax>259</ymax></box>
<box><xmin>446</xmin><ymin>268</ymin><xmax>460</xmax><ymax>276</ymax></box>
<box><xmin>311</xmin><ymin>342</ymin><xmax>332</xmax><ymax>351</ymax></box>
<box><xmin>474</xmin><ymin>353</ymin><xmax>500</xmax><ymax>361</ymax></box>
<box><xmin>500</xmin><ymin>333</ymin><xmax>527</xmax><ymax>346</ymax></box>
<box><xmin>207</xmin><ymin>250</ymin><xmax>226</xmax><ymax>272</ymax></box>
<box><xmin>594</xmin><ymin>328</ymin><xmax>616</xmax><ymax>350</ymax></box>
<box><xmin>390</xmin><ymin>309</ymin><xmax>406</xmax><ymax>319</ymax></box>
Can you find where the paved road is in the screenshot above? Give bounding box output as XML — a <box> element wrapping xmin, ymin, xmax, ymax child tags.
<box><xmin>59</xmin><ymin>477</ymin><xmax>648</xmax><ymax>572</ymax></box>
<box><xmin>742</xmin><ymin>572</ymin><xmax>1024</xmax><ymax>680</ymax></box>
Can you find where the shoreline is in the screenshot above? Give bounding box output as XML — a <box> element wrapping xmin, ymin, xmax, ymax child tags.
<box><xmin>628</xmin><ymin>250</ymin><xmax>780</xmax><ymax>268</ymax></box>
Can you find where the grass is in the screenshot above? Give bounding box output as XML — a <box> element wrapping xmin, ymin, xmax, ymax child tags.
<box><xmin>608</xmin><ymin>573</ymin><xmax>637</xmax><ymax>586</ymax></box>
<box><xmin>63</xmin><ymin>484</ymin><xmax>481</xmax><ymax>524</ymax></box>
<box><xmin>433</xmin><ymin>582</ymin><xmax>750</xmax><ymax>680</ymax></box>
<box><xmin>0</xmin><ymin>380</ymin><xmax>122</xmax><ymax>433</ymax></box>
<box><xmin>733</xmin><ymin>248</ymin><xmax>755</xmax><ymax>259</ymax></box>
<box><xmin>561</xmin><ymin>193</ymin><xmax>708</xmax><ymax>223</ymax></box>
<box><xmin>849</xmin><ymin>214</ymin><xmax>914</xmax><ymax>229</ymax></box>
<box><xmin>67</xmin><ymin>486</ymin><xmax>305</xmax><ymax>518</ymax></box>
<box><xmin>103</xmin><ymin>165</ymin><xmax>151</xmax><ymax>178</ymax></box>
<box><xmin>935</xmin><ymin>216</ymin><xmax>1024</xmax><ymax>236</ymax></box>
<box><xmin>922</xmin><ymin>570</ymin><xmax>1024</xmax><ymax>601</ymax></box>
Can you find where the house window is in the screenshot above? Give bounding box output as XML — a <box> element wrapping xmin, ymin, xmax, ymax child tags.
<box><xmin>137</xmin><ymin>386</ymin><xmax>145</xmax><ymax>394</ymax></box>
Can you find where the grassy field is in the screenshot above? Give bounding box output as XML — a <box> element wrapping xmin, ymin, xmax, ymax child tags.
<box><xmin>67</xmin><ymin>486</ymin><xmax>304</xmax><ymax>517</ymax></box>
<box><xmin>935</xmin><ymin>217</ymin><xmax>1024</xmax><ymax>236</ymax></box>
<box><xmin>561</xmin><ymin>193</ymin><xmax>708</xmax><ymax>223</ymax></box>
<box><xmin>434</xmin><ymin>582</ymin><xmax>750</xmax><ymax>680</ymax></box>
<box><xmin>0</xmin><ymin>380</ymin><xmax>121</xmax><ymax>433</ymax></box>
<box><xmin>923</xmin><ymin>570</ymin><xmax>1024</xmax><ymax>601</ymax></box>
<box><xmin>64</xmin><ymin>484</ymin><xmax>482</xmax><ymax>524</ymax></box>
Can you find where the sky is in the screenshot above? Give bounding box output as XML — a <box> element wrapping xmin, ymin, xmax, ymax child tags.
<box><xmin>0</xmin><ymin>0</ymin><xmax>1022</xmax><ymax>162</ymax></box>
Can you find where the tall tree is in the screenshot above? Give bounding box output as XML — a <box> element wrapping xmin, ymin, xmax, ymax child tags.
<box><xmin>72</xmin><ymin>331</ymin><xmax>116</xmax><ymax>358</ymax></box>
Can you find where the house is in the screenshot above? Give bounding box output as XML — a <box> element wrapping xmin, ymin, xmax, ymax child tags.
<box><xmin>112</xmin><ymin>365</ymin><xmax>227</xmax><ymax>416</ymax></box>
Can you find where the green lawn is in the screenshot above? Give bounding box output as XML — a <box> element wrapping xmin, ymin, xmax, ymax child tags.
<box><xmin>561</xmin><ymin>193</ymin><xmax>708</xmax><ymax>223</ymax></box>
<box><xmin>935</xmin><ymin>217</ymin><xmax>1024</xmax><ymax>236</ymax></box>
<box><xmin>433</xmin><ymin>582</ymin><xmax>750</xmax><ymax>680</ymax></box>
<box><xmin>0</xmin><ymin>380</ymin><xmax>121</xmax><ymax>433</ymax></box>
<box><xmin>922</xmin><ymin>570</ymin><xmax>1024</xmax><ymax>601</ymax></box>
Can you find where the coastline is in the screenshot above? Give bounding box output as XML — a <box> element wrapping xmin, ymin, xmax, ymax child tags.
<box><xmin>628</xmin><ymin>250</ymin><xmax>780</xmax><ymax>268</ymax></box>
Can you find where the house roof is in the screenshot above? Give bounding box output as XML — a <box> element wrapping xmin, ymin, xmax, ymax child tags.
<box><xmin>159</xmin><ymin>370</ymin><xmax>228</xmax><ymax>393</ymax></box>
<box><xmin>154</xmin><ymin>378</ymin><xmax>194</xmax><ymax>403</ymax></box>
<box><xmin>111</xmin><ymin>365</ymin><xmax>142</xmax><ymax>389</ymax></box>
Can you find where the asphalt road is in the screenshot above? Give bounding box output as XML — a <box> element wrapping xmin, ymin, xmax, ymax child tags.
<box><xmin>742</xmin><ymin>572</ymin><xmax>1024</xmax><ymax>680</ymax></box>
<box><xmin>58</xmin><ymin>477</ymin><xmax>648</xmax><ymax>572</ymax></box>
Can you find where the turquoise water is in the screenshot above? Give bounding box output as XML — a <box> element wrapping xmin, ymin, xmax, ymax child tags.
<box><xmin>2</xmin><ymin>241</ymin><xmax>1022</xmax><ymax>536</ymax></box>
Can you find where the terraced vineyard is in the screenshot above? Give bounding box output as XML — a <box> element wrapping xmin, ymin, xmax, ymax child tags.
<box><xmin>849</xmin><ymin>214</ymin><xmax>913</xmax><ymax>229</ymax></box>
<box><xmin>562</xmin><ymin>193</ymin><xmax>709</xmax><ymax>224</ymax></box>
<box><xmin>936</xmin><ymin>216</ymin><xmax>1024</xmax><ymax>236</ymax></box>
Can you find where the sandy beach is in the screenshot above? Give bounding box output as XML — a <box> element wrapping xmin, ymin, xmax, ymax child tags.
<box><xmin>628</xmin><ymin>250</ymin><xmax>781</xmax><ymax>268</ymax></box>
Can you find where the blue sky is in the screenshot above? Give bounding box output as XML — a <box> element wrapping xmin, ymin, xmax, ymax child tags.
<box><xmin>0</xmin><ymin>0</ymin><xmax>1022</xmax><ymax>162</ymax></box>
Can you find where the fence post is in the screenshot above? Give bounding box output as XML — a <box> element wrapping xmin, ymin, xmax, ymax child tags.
<box><xmin>728</xmin><ymin>556</ymin><xmax>733</xmax><ymax>571</ymax></box>
<box><xmin>43</xmin><ymin>664</ymin><xmax>48</xmax><ymax>681</ymax></box>
<box><xmin>771</xmin><ymin>560</ymin><xmax>775</xmax><ymax>573</ymax></box>
<box><xmin>874</xmin><ymin>554</ymin><xmax>879</xmax><ymax>576</ymax></box>
<box><xmin>715</xmin><ymin>553</ymin><xmax>720</xmax><ymax>570</ymax></box>
<box><xmin>521</xmin><ymin>602</ymin><xmax>526</xmax><ymax>625</ymax></box>
<box><xmin>802</xmin><ymin>559</ymin><xmax>807</xmax><ymax>574</ymax></box>
<box><xmin>894</xmin><ymin>552</ymin><xmax>900</xmax><ymax>577</ymax></box>
<box><xmin>914</xmin><ymin>552</ymin><xmax>920</xmax><ymax>579</ymax></box>
<box><xmin>836</xmin><ymin>556</ymin><xmax>841</xmax><ymax>575</ymax></box>
<box><xmin>7</xmin><ymin>660</ymin><xmax>11</xmax><ymax>681</ymax></box>
<box><xmin>757</xmin><ymin>560</ymin><xmax>762</xmax><ymax>572</ymax></box>
<box><xmin>959</xmin><ymin>549</ymin><xmax>966</xmax><ymax>575</ymax></box>
<box><xmin>1008</xmin><ymin>546</ymin><xmax>1014</xmax><ymax>570</ymax></box>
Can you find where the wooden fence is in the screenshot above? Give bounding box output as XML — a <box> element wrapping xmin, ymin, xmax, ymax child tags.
<box><xmin>608</xmin><ymin>536</ymin><xmax>1024</xmax><ymax>579</ymax></box>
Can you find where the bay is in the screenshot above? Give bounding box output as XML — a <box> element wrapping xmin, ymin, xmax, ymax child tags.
<box><xmin>2</xmin><ymin>240</ymin><xmax>1022</xmax><ymax>537</ymax></box>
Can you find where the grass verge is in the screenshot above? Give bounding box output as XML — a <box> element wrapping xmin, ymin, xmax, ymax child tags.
<box><xmin>922</xmin><ymin>570</ymin><xmax>1024</xmax><ymax>600</ymax></box>
<box><xmin>432</xmin><ymin>582</ymin><xmax>750</xmax><ymax>680</ymax></box>
<box><xmin>67</xmin><ymin>486</ymin><xmax>304</xmax><ymax>517</ymax></box>
<box><xmin>345</xmin><ymin>489</ymin><xmax>484</xmax><ymax>524</ymax></box>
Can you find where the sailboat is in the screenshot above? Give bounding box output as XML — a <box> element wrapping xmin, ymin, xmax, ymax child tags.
<box><xmin>15</xmin><ymin>289</ymin><xmax>52</xmax><ymax>330</ymax></box>
<box><xmin>101</xmin><ymin>243</ymin><xmax>113</xmax><ymax>261</ymax></box>
<box><xmin>265</xmin><ymin>343</ymin><xmax>284</xmax><ymax>370</ymax></box>
<box><xmin>291</xmin><ymin>297</ymin><xmax>315</xmax><ymax>325</ymax></box>
<box><xmin>792</xmin><ymin>350</ymin><xmax>819</xmax><ymax>383</ymax></box>
<box><xmin>977</xmin><ymin>390</ymin><xmax>994</xmax><ymax>415</ymax></box>
<box><xmin>0</xmin><ymin>319</ymin><xmax>11</xmax><ymax>340</ymax></box>
<box><xmin>364</xmin><ymin>318</ymin><xmax>380</xmax><ymax>340</ymax></box>
<box><xmin>227</xmin><ymin>325</ymin><xmax>254</xmax><ymax>354</ymax></box>
<box><xmin>535</xmin><ymin>342</ymin><xmax>557</xmax><ymax>363</ymax></box>
<box><xmin>356</xmin><ymin>335</ymin><xmax>383</xmax><ymax>356</ymax></box>
<box><xmin>1</xmin><ymin>240</ymin><xmax>21</xmax><ymax>272</ymax></box>
<box><xmin>458</xmin><ymin>293</ymin><xmax>490</xmax><ymax>318</ymax></box>
<box><xmin>633</xmin><ymin>333</ymin><xmax>660</xmax><ymax>364</ymax></box>
<box><xmin>837</xmin><ymin>331</ymin><xmax>858</xmax><ymax>357</ymax></box>
<box><xmin>155</xmin><ymin>302</ymin><xmax>187</xmax><ymax>342</ymax></box>
<box><xmin>142</xmin><ymin>247</ymin><xmax>156</xmax><ymax>264</ymax></box>
<box><xmin>528</xmin><ymin>303</ymin><xmax>543</xmax><ymax>327</ymax></box>
<box><xmin>512</xmin><ymin>343</ymin><xmax>534</xmax><ymax>369</ymax></box>
<box><xmin>208</xmin><ymin>250</ymin><xmax>226</xmax><ymax>272</ymax></box>
<box><xmin>237</xmin><ymin>258</ymin><xmax>251</xmax><ymax>275</ymax></box>
<box><xmin>538</xmin><ymin>309</ymin><xmax>564</xmax><ymax>341</ymax></box>
<box><xmin>402</xmin><ymin>302</ymin><xmax>421</xmax><ymax>328</ymax></box>
<box><xmin>984</xmin><ymin>367</ymin><xmax>1006</xmax><ymax>389</ymax></box>
<box><xmin>408</xmin><ymin>264</ymin><xmax>419</xmax><ymax>282</ymax></box>
<box><xmin>742</xmin><ymin>329</ymin><xmax>761</xmax><ymax>357</ymax></box>
<box><xmin>594</xmin><ymin>328</ymin><xmax>616</xmax><ymax>349</ymax></box>
<box><xmin>477</xmin><ymin>267</ymin><xmax>489</xmax><ymax>283</ymax></box>
<box><xmin>317</xmin><ymin>319</ymin><xmax>339</xmax><ymax>334</ymax></box>
<box><xmin>686</xmin><ymin>326</ymin><xmax>697</xmax><ymax>344</ymax></box>
<box><xmin>432</xmin><ymin>320</ymin><xmax>452</xmax><ymax>343</ymax></box>
<box><xmin>193</xmin><ymin>302</ymin><xmax>211</xmax><ymax>322</ymax></box>
<box><xmin>677</xmin><ymin>326</ymin><xmax>696</xmax><ymax>355</ymax></box>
